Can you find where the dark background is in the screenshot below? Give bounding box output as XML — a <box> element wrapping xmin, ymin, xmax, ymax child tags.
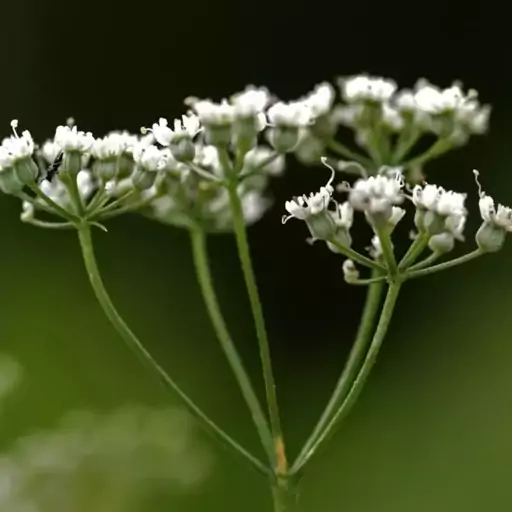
<box><xmin>1</xmin><ymin>1</ymin><xmax>512</xmax><ymax>511</ymax></box>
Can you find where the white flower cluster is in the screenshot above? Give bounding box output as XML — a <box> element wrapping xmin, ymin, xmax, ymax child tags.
<box><xmin>0</xmin><ymin>405</ymin><xmax>211</xmax><ymax>512</ymax></box>
<box><xmin>292</xmin><ymin>74</ymin><xmax>490</xmax><ymax>168</ymax></box>
<box><xmin>412</xmin><ymin>183</ymin><xmax>467</xmax><ymax>239</ymax></box>
<box><xmin>335</xmin><ymin>75</ymin><xmax>490</xmax><ymax>137</ymax></box>
<box><xmin>282</xmin><ymin>162</ymin><xmax>512</xmax><ymax>263</ymax></box>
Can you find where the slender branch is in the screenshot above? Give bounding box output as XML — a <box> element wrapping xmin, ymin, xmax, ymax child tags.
<box><xmin>28</xmin><ymin>184</ymin><xmax>79</xmax><ymax>223</ymax></box>
<box><xmin>346</xmin><ymin>275</ymin><xmax>387</xmax><ymax>286</ymax></box>
<box><xmin>405</xmin><ymin>249</ymin><xmax>483</xmax><ymax>280</ymax></box>
<box><xmin>291</xmin><ymin>274</ymin><xmax>385</xmax><ymax>472</ymax></box>
<box><xmin>398</xmin><ymin>233</ymin><xmax>429</xmax><ymax>270</ymax></box>
<box><xmin>190</xmin><ymin>225</ymin><xmax>276</xmax><ymax>466</ymax></box>
<box><xmin>89</xmin><ymin>190</ymin><xmax>135</xmax><ymax>218</ymax></box>
<box><xmin>327</xmin><ymin>140</ymin><xmax>373</xmax><ymax>168</ymax></box>
<box><xmin>374</xmin><ymin>227</ymin><xmax>398</xmax><ymax>276</ymax></box>
<box><xmin>408</xmin><ymin>251</ymin><xmax>441</xmax><ymax>271</ymax></box>
<box><xmin>292</xmin><ymin>282</ymin><xmax>401</xmax><ymax>473</ymax></box>
<box><xmin>76</xmin><ymin>222</ymin><xmax>270</xmax><ymax>476</ymax></box>
<box><xmin>328</xmin><ymin>240</ymin><xmax>386</xmax><ymax>272</ymax></box>
<box><xmin>23</xmin><ymin>219</ymin><xmax>75</xmax><ymax>230</ymax></box>
<box><xmin>401</xmin><ymin>137</ymin><xmax>453</xmax><ymax>170</ymax></box>
<box><xmin>226</xmin><ymin>181</ymin><xmax>287</xmax><ymax>474</ymax></box>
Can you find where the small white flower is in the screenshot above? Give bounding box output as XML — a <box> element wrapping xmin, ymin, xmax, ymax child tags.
<box><xmin>192</xmin><ymin>100</ymin><xmax>234</xmax><ymax>126</ymax></box>
<box><xmin>339</xmin><ymin>75</ymin><xmax>397</xmax><ymax>103</ymax></box>
<box><xmin>349</xmin><ymin>174</ymin><xmax>404</xmax><ymax>214</ymax></box>
<box><xmin>77</xmin><ymin>170</ymin><xmax>94</xmax><ymax>200</ymax></box>
<box><xmin>195</xmin><ymin>144</ymin><xmax>221</xmax><ymax>174</ymax></box>
<box><xmin>231</xmin><ymin>86</ymin><xmax>270</xmax><ymax>117</ymax></box>
<box><xmin>91</xmin><ymin>135</ymin><xmax>123</xmax><ymax>160</ymax></box>
<box><xmin>41</xmin><ymin>140</ymin><xmax>62</xmax><ymax>164</ymax></box>
<box><xmin>381</xmin><ymin>104</ymin><xmax>404</xmax><ymax>131</ymax></box>
<box><xmin>412</xmin><ymin>183</ymin><xmax>466</xmax><ymax>218</ymax></box>
<box><xmin>151</xmin><ymin>115</ymin><xmax>201</xmax><ymax>146</ymax></box>
<box><xmin>21</xmin><ymin>201</ymin><xmax>34</xmax><ymax>221</ymax></box>
<box><xmin>369</xmin><ymin>235</ymin><xmax>382</xmax><ymax>259</ymax></box>
<box><xmin>301</xmin><ymin>82</ymin><xmax>335</xmax><ymax>118</ymax></box>
<box><xmin>389</xmin><ymin>206</ymin><xmax>405</xmax><ymax>226</ymax></box>
<box><xmin>394</xmin><ymin>90</ymin><xmax>416</xmax><ymax>111</ymax></box>
<box><xmin>243</xmin><ymin>147</ymin><xmax>285</xmax><ymax>176</ymax></box>
<box><xmin>0</xmin><ymin>120</ymin><xmax>35</xmax><ymax>166</ymax></box>
<box><xmin>474</xmin><ymin>169</ymin><xmax>512</xmax><ymax>231</ymax></box>
<box><xmin>133</xmin><ymin>143</ymin><xmax>167</xmax><ymax>172</ymax></box>
<box><xmin>267</xmin><ymin>101</ymin><xmax>312</xmax><ymax>127</ymax></box>
<box><xmin>332</xmin><ymin>105</ymin><xmax>361</xmax><ymax>129</ymax></box>
<box><xmin>445</xmin><ymin>213</ymin><xmax>466</xmax><ymax>239</ymax></box>
<box><xmin>241</xmin><ymin>191</ymin><xmax>270</xmax><ymax>224</ymax></box>
<box><xmin>342</xmin><ymin>259</ymin><xmax>359</xmax><ymax>281</ymax></box>
<box><xmin>332</xmin><ymin>201</ymin><xmax>354</xmax><ymax>229</ymax></box>
<box><xmin>283</xmin><ymin>173</ymin><xmax>334</xmax><ymax>222</ymax></box>
<box><xmin>54</xmin><ymin>125</ymin><xmax>95</xmax><ymax>152</ymax></box>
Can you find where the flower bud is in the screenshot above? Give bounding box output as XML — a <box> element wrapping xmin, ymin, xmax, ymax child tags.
<box><xmin>170</xmin><ymin>136</ymin><xmax>196</xmax><ymax>163</ymax></box>
<box><xmin>423</xmin><ymin>210</ymin><xmax>446</xmax><ymax>235</ymax></box>
<box><xmin>118</xmin><ymin>153</ymin><xmax>135</xmax><ymax>179</ymax></box>
<box><xmin>269</xmin><ymin>127</ymin><xmax>300</xmax><ymax>154</ymax></box>
<box><xmin>428</xmin><ymin>232</ymin><xmax>455</xmax><ymax>254</ymax></box>
<box><xmin>13</xmin><ymin>157</ymin><xmax>38</xmax><ymax>185</ymax></box>
<box><xmin>203</xmin><ymin>125</ymin><xmax>232</xmax><ymax>148</ymax></box>
<box><xmin>93</xmin><ymin>159</ymin><xmax>118</xmax><ymax>182</ymax></box>
<box><xmin>305</xmin><ymin>212</ymin><xmax>336</xmax><ymax>240</ymax></box>
<box><xmin>0</xmin><ymin>167</ymin><xmax>23</xmax><ymax>195</ymax></box>
<box><xmin>62</xmin><ymin>151</ymin><xmax>82</xmax><ymax>175</ymax></box>
<box><xmin>476</xmin><ymin>222</ymin><xmax>506</xmax><ymax>253</ymax></box>
<box><xmin>131</xmin><ymin>167</ymin><xmax>157</xmax><ymax>191</ymax></box>
<box><xmin>342</xmin><ymin>259</ymin><xmax>360</xmax><ymax>283</ymax></box>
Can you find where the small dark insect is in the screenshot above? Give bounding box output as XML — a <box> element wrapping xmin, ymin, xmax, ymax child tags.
<box><xmin>44</xmin><ymin>151</ymin><xmax>64</xmax><ymax>183</ymax></box>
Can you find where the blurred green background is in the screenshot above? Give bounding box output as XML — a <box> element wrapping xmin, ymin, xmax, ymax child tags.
<box><xmin>2</xmin><ymin>1</ymin><xmax>512</xmax><ymax>510</ymax></box>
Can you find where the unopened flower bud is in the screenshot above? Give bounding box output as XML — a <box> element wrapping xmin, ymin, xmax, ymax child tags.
<box><xmin>269</xmin><ymin>127</ymin><xmax>300</xmax><ymax>154</ymax></box>
<box><xmin>170</xmin><ymin>136</ymin><xmax>196</xmax><ymax>163</ymax></box>
<box><xmin>93</xmin><ymin>159</ymin><xmax>118</xmax><ymax>181</ymax></box>
<box><xmin>0</xmin><ymin>167</ymin><xmax>24</xmax><ymax>195</ymax></box>
<box><xmin>13</xmin><ymin>157</ymin><xmax>38</xmax><ymax>185</ymax></box>
<box><xmin>428</xmin><ymin>232</ymin><xmax>455</xmax><ymax>254</ymax></box>
<box><xmin>423</xmin><ymin>210</ymin><xmax>446</xmax><ymax>235</ymax></box>
<box><xmin>131</xmin><ymin>167</ymin><xmax>157</xmax><ymax>191</ymax></box>
<box><xmin>342</xmin><ymin>259</ymin><xmax>360</xmax><ymax>283</ymax></box>
<box><xmin>305</xmin><ymin>212</ymin><xmax>336</xmax><ymax>240</ymax></box>
<box><xmin>476</xmin><ymin>222</ymin><xmax>506</xmax><ymax>253</ymax></box>
<box><xmin>62</xmin><ymin>151</ymin><xmax>82</xmax><ymax>175</ymax></box>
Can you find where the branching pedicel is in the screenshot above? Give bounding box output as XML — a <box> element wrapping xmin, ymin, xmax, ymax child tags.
<box><xmin>0</xmin><ymin>74</ymin><xmax>503</xmax><ymax>511</ymax></box>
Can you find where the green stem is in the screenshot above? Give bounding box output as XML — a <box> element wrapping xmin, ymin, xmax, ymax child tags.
<box><xmin>271</xmin><ymin>476</ymin><xmax>298</xmax><ymax>512</ymax></box>
<box><xmin>402</xmin><ymin>137</ymin><xmax>453</xmax><ymax>170</ymax></box>
<box><xmin>190</xmin><ymin>225</ymin><xmax>276</xmax><ymax>466</ymax></box>
<box><xmin>76</xmin><ymin>222</ymin><xmax>270</xmax><ymax>476</ymax></box>
<box><xmin>292</xmin><ymin>282</ymin><xmax>401</xmax><ymax>473</ymax></box>
<box><xmin>227</xmin><ymin>182</ymin><xmax>286</xmax><ymax>474</ymax></box>
<box><xmin>24</xmin><ymin>219</ymin><xmax>75</xmax><ymax>229</ymax></box>
<box><xmin>374</xmin><ymin>227</ymin><xmax>398</xmax><ymax>276</ymax></box>
<box><xmin>328</xmin><ymin>240</ymin><xmax>386</xmax><ymax>272</ymax></box>
<box><xmin>346</xmin><ymin>275</ymin><xmax>387</xmax><ymax>286</ymax></box>
<box><xmin>392</xmin><ymin>126</ymin><xmax>421</xmax><ymax>165</ymax></box>
<box><xmin>405</xmin><ymin>249</ymin><xmax>483</xmax><ymax>280</ymax></box>
<box><xmin>408</xmin><ymin>251</ymin><xmax>441</xmax><ymax>271</ymax></box>
<box><xmin>398</xmin><ymin>233</ymin><xmax>429</xmax><ymax>270</ymax></box>
<box><xmin>327</xmin><ymin>139</ymin><xmax>373</xmax><ymax>168</ymax></box>
<box><xmin>291</xmin><ymin>274</ymin><xmax>385</xmax><ymax>473</ymax></box>
<box><xmin>29</xmin><ymin>184</ymin><xmax>79</xmax><ymax>223</ymax></box>
<box><xmin>89</xmin><ymin>190</ymin><xmax>135</xmax><ymax>218</ymax></box>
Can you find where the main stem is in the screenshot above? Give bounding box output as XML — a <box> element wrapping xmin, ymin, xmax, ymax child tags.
<box><xmin>189</xmin><ymin>225</ymin><xmax>276</xmax><ymax>467</ymax></box>
<box><xmin>292</xmin><ymin>274</ymin><xmax>385</xmax><ymax>472</ymax></box>
<box><xmin>294</xmin><ymin>282</ymin><xmax>402</xmax><ymax>471</ymax></box>
<box><xmin>227</xmin><ymin>183</ymin><xmax>286</xmax><ymax>474</ymax></box>
<box><xmin>77</xmin><ymin>223</ymin><xmax>270</xmax><ymax>476</ymax></box>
